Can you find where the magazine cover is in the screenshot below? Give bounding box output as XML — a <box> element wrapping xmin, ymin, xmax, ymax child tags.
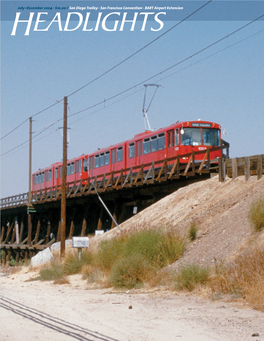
<box><xmin>1</xmin><ymin>1</ymin><xmax>263</xmax><ymax>197</ymax></box>
<box><xmin>1</xmin><ymin>2</ymin><xmax>264</xmax><ymax>340</ymax></box>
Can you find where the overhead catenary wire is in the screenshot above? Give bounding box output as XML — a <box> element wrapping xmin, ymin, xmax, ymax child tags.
<box><xmin>67</xmin><ymin>15</ymin><xmax>264</xmax><ymax>119</ymax></box>
<box><xmin>1</xmin><ymin>100</ymin><xmax>63</xmax><ymax>141</ymax></box>
<box><xmin>1</xmin><ymin>0</ymin><xmax>213</xmax><ymax>142</ymax></box>
<box><xmin>1</xmin><ymin>19</ymin><xmax>263</xmax><ymax>159</ymax></box>
<box><xmin>66</xmin><ymin>0</ymin><xmax>213</xmax><ymax>98</ymax></box>
<box><xmin>0</xmin><ymin>88</ymin><xmax>145</xmax><ymax>158</ymax></box>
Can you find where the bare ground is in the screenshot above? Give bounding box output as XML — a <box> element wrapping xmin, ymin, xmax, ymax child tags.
<box><xmin>1</xmin><ymin>175</ymin><xmax>264</xmax><ymax>340</ymax></box>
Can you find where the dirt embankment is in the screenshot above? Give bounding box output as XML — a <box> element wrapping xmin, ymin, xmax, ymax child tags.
<box><xmin>1</xmin><ymin>176</ymin><xmax>264</xmax><ymax>341</ymax></box>
<box><xmin>101</xmin><ymin>175</ymin><xmax>264</xmax><ymax>268</ymax></box>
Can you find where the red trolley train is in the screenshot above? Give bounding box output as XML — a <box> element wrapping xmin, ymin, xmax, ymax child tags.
<box><xmin>32</xmin><ymin>120</ymin><xmax>221</xmax><ymax>191</ymax></box>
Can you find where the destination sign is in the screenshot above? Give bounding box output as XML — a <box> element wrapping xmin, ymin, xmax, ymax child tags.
<box><xmin>191</xmin><ymin>123</ymin><xmax>211</xmax><ymax>127</ymax></box>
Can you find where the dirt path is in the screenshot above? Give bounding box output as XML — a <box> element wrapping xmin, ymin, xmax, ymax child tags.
<box><xmin>1</xmin><ymin>176</ymin><xmax>264</xmax><ymax>340</ymax></box>
<box><xmin>1</xmin><ymin>271</ymin><xmax>263</xmax><ymax>341</ymax></box>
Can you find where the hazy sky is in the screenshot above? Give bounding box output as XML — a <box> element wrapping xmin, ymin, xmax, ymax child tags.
<box><xmin>1</xmin><ymin>0</ymin><xmax>264</xmax><ymax>198</ymax></box>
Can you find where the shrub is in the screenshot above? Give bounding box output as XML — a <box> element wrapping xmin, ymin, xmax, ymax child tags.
<box><xmin>39</xmin><ymin>262</ymin><xmax>65</xmax><ymax>281</ymax></box>
<box><xmin>159</xmin><ymin>230</ymin><xmax>186</xmax><ymax>265</ymax></box>
<box><xmin>63</xmin><ymin>253</ymin><xmax>83</xmax><ymax>275</ymax></box>
<box><xmin>110</xmin><ymin>254</ymin><xmax>155</xmax><ymax>288</ymax></box>
<box><xmin>63</xmin><ymin>250</ymin><xmax>93</xmax><ymax>275</ymax></box>
<box><xmin>124</xmin><ymin>229</ymin><xmax>164</xmax><ymax>267</ymax></box>
<box><xmin>124</xmin><ymin>229</ymin><xmax>185</xmax><ymax>269</ymax></box>
<box><xmin>188</xmin><ymin>223</ymin><xmax>198</xmax><ymax>241</ymax></box>
<box><xmin>175</xmin><ymin>264</ymin><xmax>211</xmax><ymax>291</ymax></box>
<box><xmin>248</xmin><ymin>197</ymin><xmax>264</xmax><ymax>231</ymax></box>
<box><xmin>96</xmin><ymin>235</ymin><xmax>126</xmax><ymax>270</ymax></box>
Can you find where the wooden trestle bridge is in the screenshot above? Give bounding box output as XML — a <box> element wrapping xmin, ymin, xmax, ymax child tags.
<box><xmin>3</xmin><ymin>143</ymin><xmax>263</xmax><ymax>265</ymax></box>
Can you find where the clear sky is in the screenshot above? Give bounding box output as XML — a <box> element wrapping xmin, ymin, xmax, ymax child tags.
<box><xmin>1</xmin><ymin>0</ymin><xmax>264</xmax><ymax>198</ymax></box>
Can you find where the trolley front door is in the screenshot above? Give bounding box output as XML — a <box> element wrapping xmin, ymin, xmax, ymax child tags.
<box><xmin>136</xmin><ymin>140</ymin><xmax>142</xmax><ymax>166</ymax></box>
<box><xmin>168</xmin><ymin>130</ymin><xmax>175</xmax><ymax>158</ymax></box>
<box><xmin>111</xmin><ymin>148</ymin><xmax>116</xmax><ymax>172</ymax></box>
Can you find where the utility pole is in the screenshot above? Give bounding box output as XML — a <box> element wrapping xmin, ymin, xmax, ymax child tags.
<box><xmin>60</xmin><ymin>97</ymin><xmax>67</xmax><ymax>257</ymax></box>
<box><xmin>27</xmin><ymin>117</ymin><xmax>32</xmax><ymax>257</ymax></box>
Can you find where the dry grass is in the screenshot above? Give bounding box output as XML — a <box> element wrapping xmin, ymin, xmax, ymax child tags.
<box><xmin>81</xmin><ymin>264</ymin><xmax>111</xmax><ymax>288</ymax></box>
<box><xmin>146</xmin><ymin>268</ymin><xmax>175</xmax><ymax>288</ymax></box>
<box><xmin>210</xmin><ymin>245</ymin><xmax>264</xmax><ymax>310</ymax></box>
<box><xmin>53</xmin><ymin>276</ymin><xmax>70</xmax><ymax>285</ymax></box>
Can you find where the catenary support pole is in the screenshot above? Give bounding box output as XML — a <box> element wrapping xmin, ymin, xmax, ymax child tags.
<box><xmin>27</xmin><ymin>117</ymin><xmax>32</xmax><ymax>257</ymax></box>
<box><xmin>60</xmin><ymin>97</ymin><xmax>67</xmax><ymax>257</ymax></box>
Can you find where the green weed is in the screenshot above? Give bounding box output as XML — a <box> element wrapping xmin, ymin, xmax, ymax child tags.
<box><xmin>96</xmin><ymin>235</ymin><xmax>126</xmax><ymax>270</ymax></box>
<box><xmin>248</xmin><ymin>197</ymin><xmax>264</xmax><ymax>232</ymax></box>
<box><xmin>64</xmin><ymin>250</ymin><xmax>93</xmax><ymax>275</ymax></box>
<box><xmin>110</xmin><ymin>253</ymin><xmax>155</xmax><ymax>289</ymax></box>
<box><xmin>39</xmin><ymin>262</ymin><xmax>65</xmax><ymax>281</ymax></box>
<box><xmin>174</xmin><ymin>264</ymin><xmax>211</xmax><ymax>291</ymax></box>
<box><xmin>188</xmin><ymin>223</ymin><xmax>198</xmax><ymax>241</ymax></box>
<box><xmin>124</xmin><ymin>229</ymin><xmax>185</xmax><ymax>269</ymax></box>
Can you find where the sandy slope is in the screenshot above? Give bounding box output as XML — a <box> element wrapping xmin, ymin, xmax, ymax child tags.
<box><xmin>104</xmin><ymin>175</ymin><xmax>264</xmax><ymax>267</ymax></box>
<box><xmin>1</xmin><ymin>175</ymin><xmax>264</xmax><ymax>340</ymax></box>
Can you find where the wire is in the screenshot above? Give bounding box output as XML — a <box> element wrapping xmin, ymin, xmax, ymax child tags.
<box><xmin>1</xmin><ymin>119</ymin><xmax>62</xmax><ymax>157</ymax></box>
<box><xmin>0</xmin><ymin>100</ymin><xmax>63</xmax><ymax>141</ymax></box>
<box><xmin>68</xmin><ymin>15</ymin><xmax>264</xmax><ymax>119</ymax></box>
<box><xmin>1</xmin><ymin>0</ymin><xmax>213</xmax><ymax>142</ymax></box>
<box><xmin>1</xmin><ymin>18</ymin><xmax>263</xmax><ymax>158</ymax></box>
<box><xmin>155</xmin><ymin>28</ymin><xmax>264</xmax><ymax>84</ymax></box>
<box><xmin>0</xmin><ymin>88</ymin><xmax>144</xmax><ymax>158</ymax></box>
<box><xmin>67</xmin><ymin>0</ymin><xmax>213</xmax><ymax>98</ymax></box>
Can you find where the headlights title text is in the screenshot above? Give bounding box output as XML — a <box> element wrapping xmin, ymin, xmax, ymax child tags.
<box><xmin>11</xmin><ymin>11</ymin><xmax>167</xmax><ymax>35</ymax></box>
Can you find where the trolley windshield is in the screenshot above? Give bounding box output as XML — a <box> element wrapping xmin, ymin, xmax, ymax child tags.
<box><xmin>181</xmin><ymin>128</ymin><xmax>220</xmax><ymax>147</ymax></box>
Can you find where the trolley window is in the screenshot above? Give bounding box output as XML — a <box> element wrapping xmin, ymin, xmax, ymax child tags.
<box><xmin>117</xmin><ymin>147</ymin><xmax>123</xmax><ymax>162</ymax></box>
<box><xmin>175</xmin><ymin>129</ymin><xmax>179</xmax><ymax>146</ymax></box>
<box><xmin>144</xmin><ymin>138</ymin><xmax>150</xmax><ymax>154</ymax></box>
<box><xmin>46</xmin><ymin>171</ymin><xmax>49</xmax><ymax>182</ymax></box>
<box><xmin>129</xmin><ymin>143</ymin><xmax>135</xmax><ymax>159</ymax></box>
<box><xmin>202</xmin><ymin>128</ymin><xmax>220</xmax><ymax>147</ymax></box>
<box><xmin>70</xmin><ymin>162</ymin><xmax>74</xmax><ymax>175</ymax></box>
<box><xmin>158</xmin><ymin>133</ymin><xmax>165</xmax><ymax>150</ymax></box>
<box><xmin>55</xmin><ymin>167</ymin><xmax>58</xmax><ymax>179</ymax></box>
<box><xmin>67</xmin><ymin>164</ymin><xmax>71</xmax><ymax>176</ymax></box>
<box><xmin>95</xmin><ymin>155</ymin><xmax>99</xmax><ymax>168</ymax></box>
<box><xmin>35</xmin><ymin>175</ymin><xmax>38</xmax><ymax>184</ymax></box>
<box><xmin>105</xmin><ymin>151</ymin><xmax>110</xmax><ymax>165</ymax></box>
<box><xmin>181</xmin><ymin>128</ymin><xmax>201</xmax><ymax>146</ymax></box>
<box><xmin>76</xmin><ymin>160</ymin><xmax>79</xmax><ymax>173</ymax></box>
<box><xmin>151</xmin><ymin>135</ymin><xmax>157</xmax><ymax>152</ymax></box>
<box><xmin>83</xmin><ymin>159</ymin><xmax>88</xmax><ymax>172</ymax></box>
<box><xmin>79</xmin><ymin>159</ymin><xmax>82</xmax><ymax>172</ymax></box>
<box><xmin>41</xmin><ymin>172</ymin><xmax>44</xmax><ymax>183</ymax></box>
<box><xmin>99</xmin><ymin>153</ymin><xmax>105</xmax><ymax>167</ymax></box>
<box><xmin>60</xmin><ymin>166</ymin><xmax>62</xmax><ymax>178</ymax></box>
<box><xmin>48</xmin><ymin>169</ymin><xmax>52</xmax><ymax>181</ymax></box>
